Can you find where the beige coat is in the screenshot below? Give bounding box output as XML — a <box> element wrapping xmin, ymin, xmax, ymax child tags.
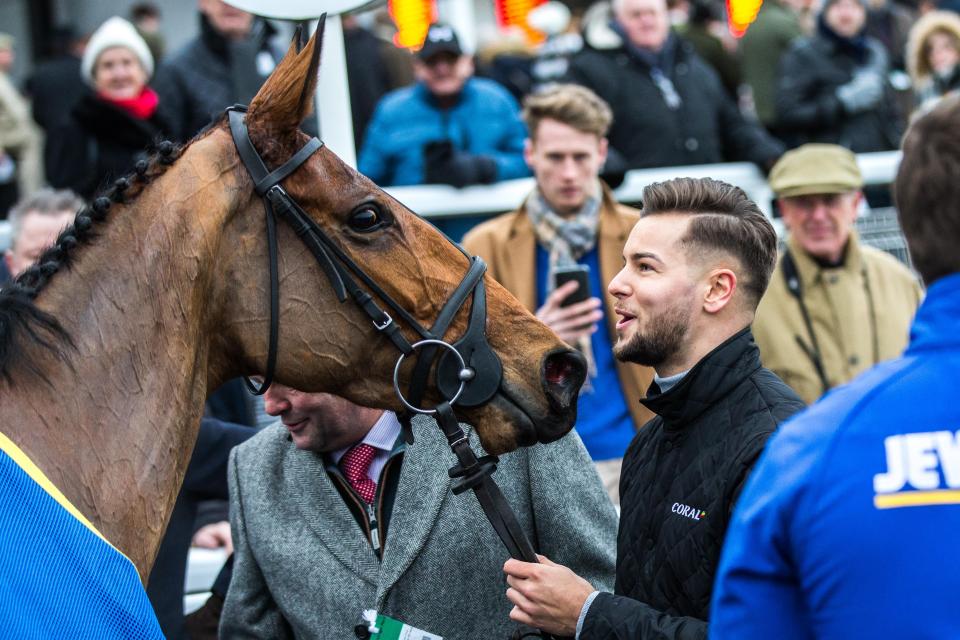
<box><xmin>461</xmin><ymin>187</ymin><xmax>655</xmax><ymax>430</ymax></box>
<box><xmin>753</xmin><ymin>234</ymin><xmax>923</xmax><ymax>404</ymax></box>
<box><xmin>0</xmin><ymin>71</ymin><xmax>42</xmax><ymax>195</ymax></box>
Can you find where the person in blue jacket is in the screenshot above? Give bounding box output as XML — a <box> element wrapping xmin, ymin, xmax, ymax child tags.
<box><xmin>358</xmin><ymin>23</ymin><xmax>529</xmax><ymax>188</ymax></box>
<box><xmin>710</xmin><ymin>95</ymin><xmax>960</xmax><ymax>639</ymax></box>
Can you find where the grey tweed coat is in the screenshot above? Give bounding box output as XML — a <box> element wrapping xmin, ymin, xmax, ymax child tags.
<box><xmin>220</xmin><ymin>416</ymin><xmax>617</xmax><ymax>639</ymax></box>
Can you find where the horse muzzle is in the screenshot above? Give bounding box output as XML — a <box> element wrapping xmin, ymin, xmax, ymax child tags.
<box><xmin>536</xmin><ymin>347</ymin><xmax>588</xmax><ymax>442</ymax></box>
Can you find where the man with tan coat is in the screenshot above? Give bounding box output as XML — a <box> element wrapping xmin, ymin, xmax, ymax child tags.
<box><xmin>462</xmin><ymin>85</ymin><xmax>652</xmax><ymax>504</ymax></box>
<box><xmin>753</xmin><ymin>144</ymin><xmax>922</xmax><ymax>404</ymax></box>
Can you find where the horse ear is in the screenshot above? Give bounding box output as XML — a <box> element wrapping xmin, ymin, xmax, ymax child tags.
<box><xmin>247</xmin><ymin>15</ymin><xmax>326</xmax><ymax>137</ymax></box>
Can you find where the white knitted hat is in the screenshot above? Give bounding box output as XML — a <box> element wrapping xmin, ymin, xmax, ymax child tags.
<box><xmin>81</xmin><ymin>16</ymin><xmax>154</xmax><ymax>86</ymax></box>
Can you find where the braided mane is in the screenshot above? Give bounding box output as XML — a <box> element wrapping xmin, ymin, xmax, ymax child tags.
<box><xmin>0</xmin><ymin>138</ymin><xmax>187</xmax><ymax>384</ymax></box>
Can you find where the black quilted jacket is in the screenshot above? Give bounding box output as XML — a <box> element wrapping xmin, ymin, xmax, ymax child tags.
<box><xmin>567</xmin><ymin>37</ymin><xmax>783</xmax><ymax>171</ymax></box>
<box><xmin>582</xmin><ymin>327</ymin><xmax>804</xmax><ymax>639</ymax></box>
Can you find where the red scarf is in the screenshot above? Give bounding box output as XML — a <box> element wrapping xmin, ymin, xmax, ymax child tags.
<box><xmin>98</xmin><ymin>87</ymin><xmax>159</xmax><ymax>120</ymax></box>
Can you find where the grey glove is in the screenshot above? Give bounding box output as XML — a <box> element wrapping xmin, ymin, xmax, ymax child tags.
<box><xmin>836</xmin><ymin>69</ymin><xmax>885</xmax><ymax>114</ymax></box>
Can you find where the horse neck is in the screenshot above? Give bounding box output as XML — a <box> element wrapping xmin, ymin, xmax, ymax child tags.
<box><xmin>0</xmin><ymin>158</ymin><xmax>241</xmax><ymax>575</ymax></box>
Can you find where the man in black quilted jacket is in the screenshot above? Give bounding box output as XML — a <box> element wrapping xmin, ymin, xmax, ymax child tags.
<box><xmin>503</xmin><ymin>177</ymin><xmax>805</xmax><ymax>639</ymax></box>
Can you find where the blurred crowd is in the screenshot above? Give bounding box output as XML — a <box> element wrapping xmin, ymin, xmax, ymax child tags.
<box><xmin>0</xmin><ymin>0</ymin><xmax>952</xmax><ymax>637</ymax></box>
<box><xmin>0</xmin><ymin>0</ymin><xmax>958</xmax><ymax>204</ymax></box>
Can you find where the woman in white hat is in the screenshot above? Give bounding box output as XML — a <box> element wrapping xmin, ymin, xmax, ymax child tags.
<box><xmin>45</xmin><ymin>16</ymin><xmax>171</xmax><ymax>199</ymax></box>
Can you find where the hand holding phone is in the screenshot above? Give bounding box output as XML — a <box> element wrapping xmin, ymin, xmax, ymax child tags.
<box><xmin>536</xmin><ymin>265</ymin><xmax>604</xmax><ymax>343</ymax></box>
<box><xmin>554</xmin><ymin>265</ymin><xmax>592</xmax><ymax>307</ymax></box>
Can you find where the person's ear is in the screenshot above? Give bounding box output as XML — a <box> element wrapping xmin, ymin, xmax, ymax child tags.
<box><xmin>523</xmin><ymin>137</ymin><xmax>534</xmax><ymax>169</ymax></box>
<box><xmin>598</xmin><ymin>136</ymin><xmax>609</xmax><ymax>167</ymax></box>
<box><xmin>412</xmin><ymin>60</ymin><xmax>428</xmax><ymax>82</ymax></box>
<box><xmin>4</xmin><ymin>250</ymin><xmax>15</xmax><ymax>279</ymax></box>
<box><xmin>777</xmin><ymin>198</ymin><xmax>795</xmax><ymax>230</ymax></box>
<box><xmin>461</xmin><ymin>55</ymin><xmax>475</xmax><ymax>77</ymax></box>
<box><xmin>703</xmin><ymin>268</ymin><xmax>736</xmax><ymax>314</ymax></box>
<box><xmin>849</xmin><ymin>190</ymin><xmax>865</xmax><ymax>222</ymax></box>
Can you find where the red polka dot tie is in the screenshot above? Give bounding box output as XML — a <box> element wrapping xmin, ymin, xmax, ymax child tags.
<box><xmin>340</xmin><ymin>443</ymin><xmax>378</xmax><ymax>503</ymax></box>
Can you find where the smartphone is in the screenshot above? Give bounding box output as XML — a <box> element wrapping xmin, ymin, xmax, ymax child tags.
<box><xmin>554</xmin><ymin>265</ymin><xmax>592</xmax><ymax>307</ymax></box>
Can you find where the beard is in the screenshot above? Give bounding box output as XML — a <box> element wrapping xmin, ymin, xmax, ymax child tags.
<box><xmin>614</xmin><ymin>300</ymin><xmax>690</xmax><ymax>367</ymax></box>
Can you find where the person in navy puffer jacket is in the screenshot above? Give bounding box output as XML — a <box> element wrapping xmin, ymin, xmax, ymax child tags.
<box><xmin>710</xmin><ymin>95</ymin><xmax>960</xmax><ymax>640</ymax></box>
<box><xmin>358</xmin><ymin>23</ymin><xmax>529</xmax><ymax>188</ymax></box>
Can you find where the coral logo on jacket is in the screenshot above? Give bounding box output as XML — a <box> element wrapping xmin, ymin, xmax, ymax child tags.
<box><xmin>873</xmin><ymin>430</ymin><xmax>960</xmax><ymax>509</ymax></box>
<box><xmin>671</xmin><ymin>502</ymin><xmax>706</xmax><ymax>521</ymax></box>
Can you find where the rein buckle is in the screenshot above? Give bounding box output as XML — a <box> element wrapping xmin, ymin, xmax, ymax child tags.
<box><xmin>372</xmin><ymin>312</ymin><xmax>393</xmax><ymax>332</ymax></box>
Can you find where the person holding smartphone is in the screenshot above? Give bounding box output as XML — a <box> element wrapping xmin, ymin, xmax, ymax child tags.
<box><xmin>462</xmin><ymin>84</ymin><xmax>654</xmax><ymax>505</ymax></box>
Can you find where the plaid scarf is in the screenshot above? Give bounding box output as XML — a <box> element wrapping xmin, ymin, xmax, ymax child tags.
<box><xmin>526</xmin><ymin>182</ymin><xmax>602</xmax><ymax>388</ymax></box>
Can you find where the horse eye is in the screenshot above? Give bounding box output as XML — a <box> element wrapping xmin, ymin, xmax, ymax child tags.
<box><xmin>348</xmin><ymin>207</ymin><xmax>385</xmax><ymax>233</ymax></box>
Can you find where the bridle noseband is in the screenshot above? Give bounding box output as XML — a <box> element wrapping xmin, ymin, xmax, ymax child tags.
<box><xmin>226</xmin><ymin>110</ymin><xmax>559</xmax><ymax>624</ymax></box>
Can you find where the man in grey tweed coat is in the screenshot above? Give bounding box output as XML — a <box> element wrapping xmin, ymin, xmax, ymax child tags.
<box><xmin>220</xmin><ymin>386</ymin><xmax>617</xmax><ymax>639</ymax></box>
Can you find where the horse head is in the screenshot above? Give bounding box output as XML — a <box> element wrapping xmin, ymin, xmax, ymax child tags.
<box><xmin>202</xmin><ymin>24</ymin><xmax>586</xmax><ymax>454</ymax></box>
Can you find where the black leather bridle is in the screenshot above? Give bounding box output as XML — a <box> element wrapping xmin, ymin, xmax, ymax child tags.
<box><xmin>227</xmin><ymin>106</ymin><xmax>558</xmax><ymax>638</ymax></box>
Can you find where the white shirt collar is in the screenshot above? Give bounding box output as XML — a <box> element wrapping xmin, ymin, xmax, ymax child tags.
<box><xmin>330</xmin><ymin>411</ymin><xmax>401</xmax><ymax>464</ymax></box>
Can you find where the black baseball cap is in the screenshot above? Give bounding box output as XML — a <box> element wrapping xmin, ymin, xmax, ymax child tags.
<box><xmin>418</xmin><ymin>23</ymin><xmax>462</xmax><ymax>60</ymax></box>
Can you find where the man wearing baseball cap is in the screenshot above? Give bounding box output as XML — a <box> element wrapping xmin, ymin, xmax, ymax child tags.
<box><xmin>752</xmin><ymin>143</ymin><xmax>922</xmax><ymax>404</ymax></box>
<box><xmin>358</xmin><ymin>23</ymin><xmax>528</xmax><ymax>188</ymax></box>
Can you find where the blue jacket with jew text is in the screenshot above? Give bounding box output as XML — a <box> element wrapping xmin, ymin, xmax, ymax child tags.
<box><xmin>710</xmin><ymin>274</ymin><xmax>960</xmax><ymax>639</ymax></box>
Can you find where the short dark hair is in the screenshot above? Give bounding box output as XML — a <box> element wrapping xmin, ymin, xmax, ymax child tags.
<box><xmin>895</xmin><ymin>94</ymin><xmax>960</xmax><ymax>285</ymax></box>
<box><xmin>640</xmin><ymin>177</ymin><xmax>778</xmax><ymax>306</ymax></box>
<box><xmin>130</xmin><ymin>2</ymin><xmax>160</xmax><ymax>21</ymax></box>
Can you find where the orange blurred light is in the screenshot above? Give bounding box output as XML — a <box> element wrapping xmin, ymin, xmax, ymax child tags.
<box><xmin>389</xmin><ymin>0</ymin><xmax>438</xmax><ymax>49</ymax></box>
<box><xmin>727</xmin><ymin>0</ymin><xmax>764</xmax><ymax>37</ymax></box>
<box><xmin>495</xmin><ymin>0</ymin><xmax>547</xmax><ymax>44</ymax></box>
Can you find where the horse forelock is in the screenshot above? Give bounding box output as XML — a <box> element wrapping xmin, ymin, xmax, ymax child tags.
<box><xmin>0</xmin><ymin>136</ymin><xmax>192</xmax><ymax>383</ymax></box>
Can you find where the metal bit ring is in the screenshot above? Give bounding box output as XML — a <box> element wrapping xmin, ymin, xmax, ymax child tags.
<box><xmin>393</xmin><ymin>339</ymin><xmax>470</xmax><ymax>414</ymax></box>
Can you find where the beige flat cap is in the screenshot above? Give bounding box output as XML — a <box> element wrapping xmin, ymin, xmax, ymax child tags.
<box><xmin>769</xmin><ymin>144</ymin><xmax>863</xmax><ymax>197</ymax></box>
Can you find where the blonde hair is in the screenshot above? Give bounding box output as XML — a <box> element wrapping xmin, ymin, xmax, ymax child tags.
<box><xmin>521</xmin><ymin>84</ymin><xmax>613</xmax><ymax>139</ymax></box>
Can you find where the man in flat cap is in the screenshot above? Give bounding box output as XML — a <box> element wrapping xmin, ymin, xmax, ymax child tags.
<box><xmin>752</xmin><ymin>143</ymin><xmax>922</xmax><ymax>404</ymax></box>
<box><xmin>358</xmin><ymin>23</ymin><xmax>528</xmax><ymax>188</ymax></box>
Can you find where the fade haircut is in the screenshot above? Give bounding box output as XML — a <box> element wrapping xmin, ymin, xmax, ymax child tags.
<box><xmin>640</xmin><ymin>177</ymin><xmax>778</xmax><ymax>307</ymax></box>
<box><xmin>7</xmin><ymin>189</ymin><xmax>83</xmax><ymax>248</ymax></box>
<box><xmin>895</xmin><ymin>94</ymin><xmax>960</xmax><ymax>285</ymax></box>
<box><xmin>522</xmin><ymin>84</ymin><xmax>613</xmax><ymax>140</ymax></box>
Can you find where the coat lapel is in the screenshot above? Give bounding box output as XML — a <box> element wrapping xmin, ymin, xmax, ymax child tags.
<box><xmin>376</xmin><ymin>419</ymin><xmax>452</xmax><ymax>600</ymax></box>
<box><xmin>499</xmin><ymin>210</ymin><xmax>538</xmax><ymax>312</ymax></box>
<box><xmin>286</xmin><ymin>447</ymin><xmax>381</xmax><ymax>585</ymax></box>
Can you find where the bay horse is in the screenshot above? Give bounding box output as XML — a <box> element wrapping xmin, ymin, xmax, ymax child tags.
<box><xmin>0</xmin><ymin>26</ymin><xmax>585</xmax><ymax>577</ymax></box>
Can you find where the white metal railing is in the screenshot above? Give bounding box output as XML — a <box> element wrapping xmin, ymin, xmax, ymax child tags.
<box><xmin>0</xmin><ymin>151</ymin><xmax>902</xmax><ymax>253</ymax></box>
<box><xmin>184</xmin><ymin>547</ymin><xmax>229</xmax><ymax>615</ymax></box>
<box><xmin>384</xmin><ymin>150</ymin><xmax>903</xmax><ymax>221</ymax></box>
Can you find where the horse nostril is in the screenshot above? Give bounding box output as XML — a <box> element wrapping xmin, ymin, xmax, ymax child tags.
<box><xmin>545</xmin><ymin>353</ymin><xmax>576</xmax><ymax>385</ymax></box>
<box><xmin>543</xmin><ymin>349</ymin><xmax>587</xmax><ymax>406</ymax></box>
